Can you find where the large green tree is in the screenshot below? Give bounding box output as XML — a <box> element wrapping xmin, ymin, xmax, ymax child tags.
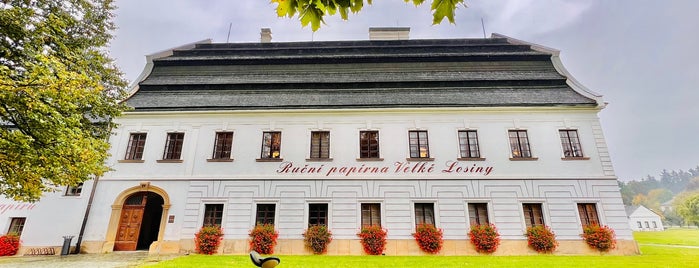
<box><xmin>674</xmin><ymin>192</ymin><xmax>699</xmax><ymax>227</ymax></box>
<box><xmin>272</xmin><ymin>0</ymin><xmax>465</xmax><ymax>31</ymax></box>
<box><xmin>0</xmin><ymin>0</ymin><xmax>127</xmax><ymax>202</ymax></box>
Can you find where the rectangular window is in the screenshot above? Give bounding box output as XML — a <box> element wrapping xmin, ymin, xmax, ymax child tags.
<box><xmin>637</xmin><ymin>221</ymin><xmax>642</xmax><ymax>228</ymax></box>
<box><xmin>652</xmin><ymin>221</ymin><xmax>657</xmax><ymax>228</ymax></box>
<box><xmin>310</xmin><ymin>131</ymin><xmax>330</xmax><ymax>159</ymax></box>
<box><xmin>577</xmin><ymin>203</ymin><xmax>600</xmax><ymax>227</ymax></box>
<box><xmin>359</xmin><ymin>131</ymin><xmax>380</xmax><ymax>158</ymax></box>
<box><xmin>409</xmin><ymin>130</ymin><xmax>430</xmax><ymax>158</ymax></box>
<box><xmin>65</xmin><ymin>183</ymin><xmax>83</xmax><ymax>196</ymax></box>
<box><xmin>644</xmin><ymin>221</ymin><xmax>649</xmax><ymax>228</ymax></box>
<box><xmin>522</xmin><ymin>203</ymin><xmax>544</xmax><ymax>227</ymax></box>
<box><xmin>560</xmin><ymin>130</ymin><xmax>583</xmax><ymax>157</ymax></box>
<box><xmin>212</xmin><ymin>132</ymin><xmax>234</xmax><ymax>159</ymax></box>
<box><xmin>261</xmin><ymin>132</ymin><xmax>282</xmax><ymax>159</ymax></box>
<box><xmin>414</xmin><ymin>203</ymin><xmax>435</xmax><ymax>226</ymax></box>
<box><xmin>163</xmin><ymin>132</ymin><xmax>185</xmax><ymax>160</ymax></box>
<box><xmin>124</xmin><ymin>133</ymin><xmax>147</xmax><ymax>160</ymax></box>
<box><xmin>468</xmin><ymin>203</ymin><xmax>489</xmax><ymax>225</ymax></box>
<box><xmin>203</xmin><ymin>204</ymin><xmax>224</xmax><ymax>227</ymax></box>
<box><xmin>256</xmin><ymin>204</ymin><xmax>276</xmax><ymax>225</ymax></box>
<box><xmin>309</xmin><ymin>203</ymin><xmax>328</xmax><ymax>226</ymax></box>
<box><xmin>458</xmin><ymin>130</ymin><xmax>481</xmax><ymax>158</ymax></box>
<box><xmin>361</xmin><ymin>203</ymin><xmax>381</xmax><ymax>227</ymax></box>
<box><xmin>8</xmin><ymin>217</ymin><xmax>25</xmax><ymax>236</ymax></box>
<box><xmin>509</xmin><ymin>130</ymin><xmax>532</xmax><ymax>158</ymax></box>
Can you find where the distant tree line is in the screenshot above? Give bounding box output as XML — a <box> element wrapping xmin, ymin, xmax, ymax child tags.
<box><xmin>618</xmin><ymin>165</ymin><xmax>699</xmax><ymax>226</ymax></box>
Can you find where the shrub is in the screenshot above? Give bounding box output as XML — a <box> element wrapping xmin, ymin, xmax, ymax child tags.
<box><xmin>195</xmin><ymin>225</ymin><xmax>223</xmax><ymax>255</ymax></box>
<box><xmin>581</xmin><ymin>224</ymin><xmax>617</xmax><ymax>252</ymax></box>
<box><xmin>357</xmin><ymin>225</ymin><xmax>388</xmax><ymax>255</ymax></box>
<box><xmin>412</xmin><ymin>223</ymin><xmax>443</xmax><ymax>254</ymax></box>
<box><xmin>249</xmin><ymin>224</ymin><xmax>279</xmax><ymax>254</ymax></box>
<box><xmin>468</xmin><ymin>223</ymin><xmax>501</xmax><ymax>254</ymax></box>
<box><xmin>303</xmin><ymin>225</ymin><xmax>333</xmax><ymax>254</ymax></box>
<box><xmin>525</xmin><ymin>225</ymin><xmax>558</xmax><ymax>253</ymax></box>
<box><xmin>0</xmin><ymin>234</ymin><xmax>20</xmax><ymax>256</ymax></box>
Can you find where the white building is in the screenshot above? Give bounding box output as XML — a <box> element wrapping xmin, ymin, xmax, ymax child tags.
<box><xmin>626</xmin><ymin>205</ymin><xmax>664</xmax><ymax>231</ymax></box>
<box><xmin>1</xmin><ymin>29</ymin><xmax>638</xmax><ymax>255</ymax></box>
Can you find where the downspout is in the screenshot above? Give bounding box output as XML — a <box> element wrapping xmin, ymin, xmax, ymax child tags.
<box><xmin>73</xmin><ymin>174</ymin><xmax>100</xmax><ymax>254</ymax></box>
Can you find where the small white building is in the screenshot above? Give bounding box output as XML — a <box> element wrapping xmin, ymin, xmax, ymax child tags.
<box><xmin>1</xmin><ymin>29</ymin><xmax>638</xmax><ymax>255</ymax></box>
<box><xmin>626</xmin><ymin>205</ymin><xmax>664</xmax><ymax>231</ymax></box>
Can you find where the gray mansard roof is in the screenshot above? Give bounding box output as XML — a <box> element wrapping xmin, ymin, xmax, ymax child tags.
<box><xmin>125</xmin><ymin>35</ymin><xmax>601</xmax><ymax>111</ymax></box>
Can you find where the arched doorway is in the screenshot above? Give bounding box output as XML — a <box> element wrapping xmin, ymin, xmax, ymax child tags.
<box><xmin>114</xmin><ymin>192</ymin><xmax>164</xmax><ymax>251</ymax></box>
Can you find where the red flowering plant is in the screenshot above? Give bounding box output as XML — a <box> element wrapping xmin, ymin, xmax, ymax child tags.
<box><xmin>525</xmin><ymin>225</ymin><xmax>558</xmax><ymax>253</ymax></box>
<box><xmin>195</xmin><ymin>225</ymin><xmax>224</xmax><ymax>255</ymax></box>
<box><xmin>581</xmin><ymin>224</ymin><xmax>617</xmax><ymax>252</ymax></box>
<box><xmin>468</xmin><ymin>223</ymin><xmax>501</xmax><ymax>254</ymax></box>
<box><xmin>303</xmin><ymin>225</ymin><xmax>333</xmax><ymax>254</ymax></box>
<box><xmin>357</xmin><ymin>225</ymin><xmax>388</xmax><ymax>255</ymax></box>
<box><xmin>0</xmin><ymin>234</ymin><xmax>20</xmax><ymax>256</ymax></box>
<box><xmin>412</xmin><ymin>223</ymin><xmax>443</xmax><ymax>254</ymax></box>
<box><xmin>249</xmin><ymin>224</ymin><xmax>279</xmax><ymax>254</ymax></box>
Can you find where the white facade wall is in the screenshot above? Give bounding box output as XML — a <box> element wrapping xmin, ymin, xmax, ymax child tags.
<box><xmin>0</xmin><ymin>180</ymin><xmax>93</xmax><ymax>247</ymax></box>
<box><xmin>76</xmin><ymin>106</ymin><xmax>632</xmax><ymax>244</ymax></box>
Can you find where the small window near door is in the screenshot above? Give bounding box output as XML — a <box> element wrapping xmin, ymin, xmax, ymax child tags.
<box><xmin>8</xmin><ymin>217</ymin><xmax>25</xmax><ymax>236</ymax></box>
<box><xmin>203</xmin><ymin>204</ymin><xmax>224</xmax><ymax>227</ymax></box>
<box><xmin>256</xmin><ymin>204</ymin><xmax>276</xmax><ymax>225</ymax></box>
<box><xmin>308</xmin><ymin>203</ymin><xmax>328</xmax><ymax>226</ymax></box>
<box><xmin>65</xmin><ymin>183</ymin><xmax>83</xmax><ymax>196</ymax></box>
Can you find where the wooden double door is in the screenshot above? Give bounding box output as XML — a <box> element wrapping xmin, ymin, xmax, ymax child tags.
<box><xmin>114</xmin><ymin>192</ymin><xmax>163</xmax><ymax>251</ymax></box>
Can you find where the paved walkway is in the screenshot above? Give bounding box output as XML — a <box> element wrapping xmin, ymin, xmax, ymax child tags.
<box><xmin>0</xmin><ymin>251</ymin><xmax>181</xmax><ymax>268</ymax></box>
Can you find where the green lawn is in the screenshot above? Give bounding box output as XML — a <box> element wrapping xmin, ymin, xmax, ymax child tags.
<box><xmin>142</xmin><ymin>229</ymin><xmax>699</xmax><ymax>268</ymax></box>
<box><xmin>633</xmin><ymin>228</ymin><xmax>699</xmax><ymax>246</ymax></box>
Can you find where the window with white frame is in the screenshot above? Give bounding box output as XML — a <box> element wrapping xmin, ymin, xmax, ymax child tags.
<box><xmin>559</xmin><ymin>129</ymin><xmax>584</xmax><ymax>158</ymax></box>
<box><xmin>212</xmin><ymin>132</ymin><xmax>234</xmax><ymax>159</ymax></box>
<box><xmin>414</xmin><ymin>203</ymin><xmax>435</xmax><ymax>226</ymax></box>
<box><xmin>408</xmin><ymin>130</ymin><xmax>430</xmax><ymax>158</ymax></box>
<box><xmin>458</xmin><ymin>130</ymin><xmax>481</xmax><ymax>158</ymax></box>
<box><xmin>261</xmin><ymin>131</ymin><xmax>282</xmax><ymax>159</ymax></box>
<box><xmin>65</xmin><ymin>183</ymin><xmax>83</xmax><ymax>196</ymax></box>
<box><xmin>468</xmin><ymin>203</ymin><xmax>489</xmax><ymax>225</ymax></box>
<box><xmin>361</xmin><ymin>203</ymin><xmax>381</xmax><ymax>227</ymax></box>
<box><xmin>310</xmin><ymin>131</ymin><xmax>330</xmax><ymax>159</ymax></box>
<box><xmin>509</xmin><ymin>130</ymin><xmax>532</xmax><ymax>158</ymax></box>
<box><xmin>202</xmin><ymin>204</ymin><xmax>224</xmax><ymax>227</ymax></box>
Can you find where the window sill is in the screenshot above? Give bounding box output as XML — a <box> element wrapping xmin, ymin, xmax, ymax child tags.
<box><xmin>118</xmin><ymin>160</ymin><xmax>144</xmax><ymax>163</ymax></box>
<box><xmin>561</xmin><ymin>157</ymin><xmax>590</xmax><ymax>161</ymax></box>
<box><xmin>306</xmin><ymin>158</ymin><xmax>333</xmax><ymax>162</ymax></box>
<box><xmin>156</xmin><ymin>159</ymin><xmax>183</xmax><ymax>163</ymax></box>
<box><xmin>509</xmin><ymin>157</ymin><xmax>538</xmax><ymax>161</ymax></box>
<box><xmin>406</xmin><ymin>157</ymin><xmax>434</xmax><ymax>162</ymax></box>
<box><xmin>256</xmin><ymin>158</ymin><xmax>283</xmax><ymax>162</ymax></box>
<box><xmin>457</xmin><ymin>157</ymin><xmax>486</xmax><ymax>161</ymax></box>
<box><xmin>207</xmin><ymin>158</ymin><xmax>234</xmax><ymax>162</ymax></box>
<box><xmin>356</xmin><ymin>158</ymin><xmax>384</xmax><ymax>162</ymax></box>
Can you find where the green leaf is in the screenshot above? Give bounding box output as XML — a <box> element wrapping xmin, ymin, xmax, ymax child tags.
<box><xmin>272</xmin><ymin>0</ymin><xmax>298</xmax><ymax>17</ymax></box>
<box><xmin>431</xmin><ymin>0</ymin><xmax>463</xmax><ymax>24</ymax></box>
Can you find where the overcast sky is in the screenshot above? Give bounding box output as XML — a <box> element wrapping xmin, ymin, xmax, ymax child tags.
<box><xmin>110</xmin><ymin>0</ymin><xmax>699</xmax><ymax>181</ymax></box>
